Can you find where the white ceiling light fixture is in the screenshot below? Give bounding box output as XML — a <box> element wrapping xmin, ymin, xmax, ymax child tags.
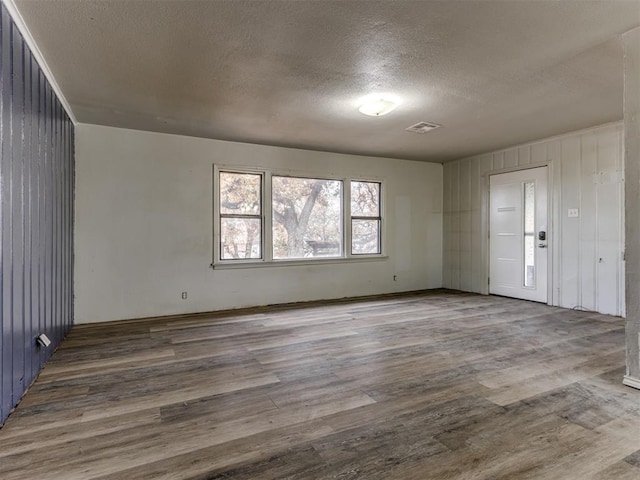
<box><xmin>358</xmin><ymin>95</ymin><xmax>399</xmax><ymax>117</ymax></box>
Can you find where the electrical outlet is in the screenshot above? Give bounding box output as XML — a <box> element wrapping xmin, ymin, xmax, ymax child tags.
<box><xmin>567</xmin><ymin>208</ymin><xmax>579</xmax><ymax>218</ymax></box>
<box><xmin>181</xmin><ymin>292</ymin><xmax>188</xmax><ymax>300</ymax></box>
<box><xmin>393</xmin><ymin>275</ymin><xmax>398</xmax><ymax>281</ymax></box>
<box><xmin>36</xmin><ymin>333</ymin><xmax>51</xmax><ymax>348</ymax></box>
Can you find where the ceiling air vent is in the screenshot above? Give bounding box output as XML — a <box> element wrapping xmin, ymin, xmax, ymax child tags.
<box><xmin>405</xmin><ymin>121</ymin><xmax>441</xmax><ymax>134</ymax></box>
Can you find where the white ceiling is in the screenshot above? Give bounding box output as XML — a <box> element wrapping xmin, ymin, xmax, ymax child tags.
<box><xmin>13</xmin><ymin>0</ymin><xmax>640</xmax><ymax>163</ymax></box>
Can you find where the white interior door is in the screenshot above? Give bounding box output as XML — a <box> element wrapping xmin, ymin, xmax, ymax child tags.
<box><xmin>490</xmin><ymin>167</ymin><xmax>548</xmax><ymax>302</ymax></box>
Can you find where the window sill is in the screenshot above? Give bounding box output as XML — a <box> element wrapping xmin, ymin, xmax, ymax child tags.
<box><xmin>211</xmin><ymin>255</ymin><xmax>388</xmax><ymax>270</ymax></box>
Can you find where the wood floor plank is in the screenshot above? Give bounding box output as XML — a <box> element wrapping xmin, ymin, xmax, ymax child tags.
<box><xmin>0</xmin><ymin>289</ymin><xmax>638</xmax><ymax>479</ymax></box>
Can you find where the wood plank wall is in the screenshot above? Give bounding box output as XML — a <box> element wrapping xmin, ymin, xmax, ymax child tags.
<box><xmin>443</xmin><ymin>123</ymin><xmax>624</xmax><ymax>316</ymax></box>
<box><xmin>0</xmin><ymin>3</ymin><xmax>75</xmax><ymax>425</ymax></box>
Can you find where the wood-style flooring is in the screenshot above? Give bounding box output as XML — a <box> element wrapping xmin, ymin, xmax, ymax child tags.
<box><xmin>0</xmin><ymin>290</ymin><xmax>638</xmax><ymax>479</ymax></box>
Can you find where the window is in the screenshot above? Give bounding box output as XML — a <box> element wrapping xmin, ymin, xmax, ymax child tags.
<box><xmin>523</xmin><ymin>181</ymin><xmax>535</xmax><ymax>287</ymax></box>
<box><xmin>214</xmin><ymin>168</ymin><xmax>383</xmax><ymax>264</ymax></box>
<box><xmin>272</xmin><ymin>176</ymin><xmax>342</xmax><ymax>259</ymax></box>
<box><xmin>219</xmin><ymin>171</ymin><xmax>262</xmax><ymax>259</ymax></box>
<box><xmin>350</xmin><ymin>181</ymin><xmax>381</xmax><ymax>255</ymax></box>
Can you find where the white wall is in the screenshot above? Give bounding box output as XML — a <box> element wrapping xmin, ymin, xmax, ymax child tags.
<box><xmin>75</xmin><ymin>124</ymin><xmax>443</xmax><ymax>323</ymax></box>
<box><xmin>623</xmin><ymin>27</ymin><xmax>640</xmax><ymax>386</ymax></box>
<box><xmin>443</xmin><ymin>123</ymin><xmax>625</xmax><ymax>316</ymax></box>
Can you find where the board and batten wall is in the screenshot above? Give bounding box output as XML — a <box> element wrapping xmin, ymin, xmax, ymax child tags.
<box><xmin>74</xmin><ymin>124</ymin><xmax>443</xmax><ymax>324</ymax></box>
<box><xmin>0</xmin><ymin>4</ymin><xmax>75</xmax><ymax>425</ymax></box>
<box><xmin>443</xmin><ymin>122</ymin><xmax>624</xmax><ymax>316</ymax></box>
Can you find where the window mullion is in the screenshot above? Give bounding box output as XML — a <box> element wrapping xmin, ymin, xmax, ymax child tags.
<box><xmin>379</xmin><ymin>179</ymin><xmax>385</xmax><ymax>256</ymax></box>
<box><xmin>344</xmin><ymin>179</ymin><xmax>351</xmax><ymax>258</ymax></box>
<box><xmin>220</xmin><ymin>214</ymin><xmax>262</xmax><ymax>219</ymax></box>
<box><xmin>264</xmin><ymin>172</ymin><xmax>273</xmax><ymax>262</ymax></box>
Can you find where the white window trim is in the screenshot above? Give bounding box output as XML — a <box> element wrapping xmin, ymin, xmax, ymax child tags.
<box><xmin>212</xmin><ymin>164</ymin><xmax>387</xmax><ymax>268</ymax></box>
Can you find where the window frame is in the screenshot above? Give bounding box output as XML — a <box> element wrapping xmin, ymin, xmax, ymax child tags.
<box><xmin>218</xmin><ymin>170</ymin><xmax>264</xmax><ymax>261</ymax></box>
<box><xmin>212</xmin><ymin>165</ymin><xmax>386</xmax><ymax>268</ymax></box>
<box><xmin>271</xmin><ymin>174</ymin><xmax>345</xmax><ymax>260</ymax></box>
<box><xmin>350</xmin><ymin>180</ymin><xmax>383</xmax><ymax>255</ymax></box>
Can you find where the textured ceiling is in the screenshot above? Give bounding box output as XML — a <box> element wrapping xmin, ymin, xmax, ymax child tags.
<box><xmin>13</xmin><ymin>0</ymin><xmax>640</xmax><ymax>163</ymax></box>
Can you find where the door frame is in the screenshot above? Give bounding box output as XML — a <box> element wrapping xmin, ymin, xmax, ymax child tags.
<box><xmin>482</xmin><ymin>161</ymin><xmax>556</xmax><ymax>305</ymax></box>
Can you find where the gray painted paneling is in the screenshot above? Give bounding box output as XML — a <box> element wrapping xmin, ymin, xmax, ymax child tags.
<box><xmin>0</xmin><ymin>3</ymin><xmax>74</xmax><ymax>426</ymax></box>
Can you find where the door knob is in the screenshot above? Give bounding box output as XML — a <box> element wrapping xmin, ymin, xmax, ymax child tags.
<box><xmin>538</xmin><ymin>243</ymin><xmax>547</xmax><ymax>248</ymax></box>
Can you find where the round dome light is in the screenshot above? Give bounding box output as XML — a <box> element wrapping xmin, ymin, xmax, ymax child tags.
<box><xmin>358</xmin><ymin>98</ymin><xmax>398</xmax><ymax>116</ymax></box>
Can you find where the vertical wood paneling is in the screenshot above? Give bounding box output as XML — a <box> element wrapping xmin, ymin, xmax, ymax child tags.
<box><xmin>44</xmin><ymin>80</ymin><xmax>52</xmax><ymax>347</ymax></box>
<box><xmin>470</xmin><ymin>157</ymin><xmax>482</xmax><ymax>290</ymax></box>
<box><xmin>451</xmin><ymin>161</ymin><xmax>457</xmax><ymax>289</ymax></box>
<box><xmin>518</xmin><ymin>146</ymin><xmax>531</xmax><ymax>166</ymax></box>
<box><xmin>11</xmin><ymin>23</ymin><xmax>25</xmax><ymax>400</ymax></box>
<box><xmin>459</xmin><ymin>159</ymin><xmax>471</xmax><ymax>292</ymax></box>
<box><xmin>1</xmin><ymin>8</ymin><xmax>14</xmax><ymax>424</ymax></box>
<box><xmin>560</xmin><ymin>137</ymin><xmax>581</xmax><ymax>308</ymax></box>
<box><xmin>442</xmin><ymin>164</ymin><xmax>451</xmax><ymax>287</ymax></box>
<box><xmin>504</xmin><ymin>148</ymin><xmax>518</xmax><ymax>168</ymax></box>
<box><xmin>596</xmin><ymin>129</ymin><xmax>622</xmax><ymax>315</ymax></box>
<box><xmin>443</xmin><ymin>124</ymin><xmax>624</xmax><ymax>316</ymax></box>
<box><xmin>548</xmin><ymin>139</ymin><xmax>562</xmax><ymax>307</ymax></box>
<box><xmin>0</xmin><ymin>4</ymin><xmax>74</xmax><ymax>426</ymax></box>
<box><xmin>492</xmin><ymin>151</ymin><xmax>504</xmax><ymax>170</ymax></box>
<box><xmin>37</xmin><ymin>70</ymin><xmax>46</xmax><ymax>372</ymax></box>
<box><xmin>616</xmin><ymin>125</ymin><xmax>625</xmax><ymax>317</ymax></box>
<box><xmin>450</xmin><ymin>162</ymin><xmax>460</xmax><ymax>290</ymax></box>
<box><xmin>580</xmin><ymin>134</ymin><xmax>597</xmax><ymax>311</ymax></box>
<box><xmin>53</xmin><ymin>100</ymin><xmax>59</xmax><ymax>344</ymax></box>
<box><xmin>24</xmin><ymin>42</ymin><xmax>33</xmax><ymax>387</ymax></box>
<box><xmin>478</xmin><ymin>155</ymin><xmax>492</xmax><ymax>294</ymax></box>
<box><xmin>531</xmin><ymin>142</ymin><xmax>547</xmax><ymax>164</ymax></box>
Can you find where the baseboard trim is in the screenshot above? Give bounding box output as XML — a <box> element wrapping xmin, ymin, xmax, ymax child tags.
<box><xmin>73</xmin><ymin>288</ymin><xmax>458</xmax><ymax>327</ymax></box>
<box><xmin>623</xmin><ymin>375</ymin><xmax>640</xmax><ymax>390</ymax></box>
